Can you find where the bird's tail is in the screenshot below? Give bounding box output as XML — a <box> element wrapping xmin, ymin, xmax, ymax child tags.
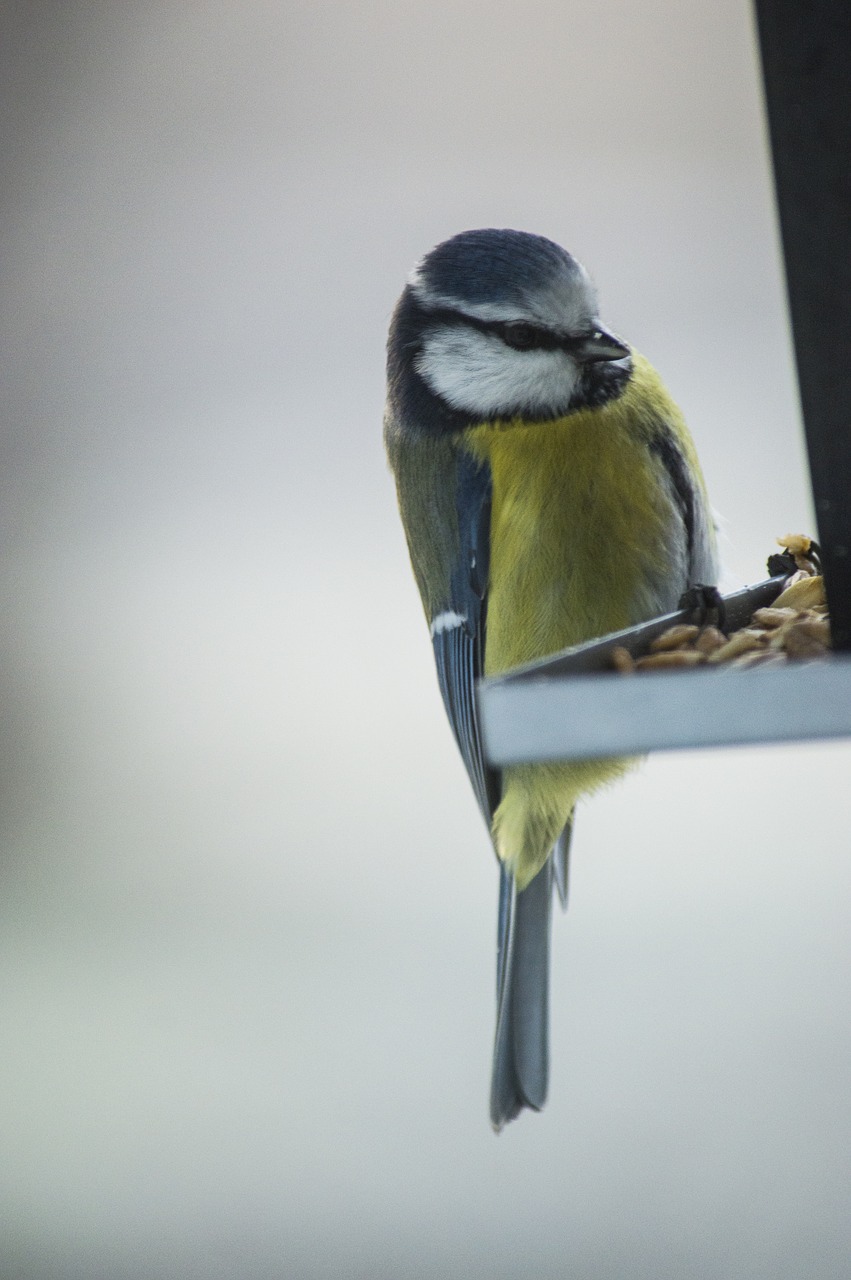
<box><xmin>553</xmin><ymin>816</ymin><xmax>573</xmax><ymax>910</ymax></box>
<box><xmin>490</xmin><ymin>818</ymin><xmax>573</xmax><ymax>1131</ymax></box>
<box><xmin>490</xmin><ymin>855</ymin><xmax>553</xmax><ymax>1131</ymax></box>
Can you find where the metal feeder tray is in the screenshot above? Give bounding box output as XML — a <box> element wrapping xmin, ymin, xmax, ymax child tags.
<box><xmin>477</xmin><ymin>575</ymin><xmax>851</xmax><ymax>766</ymax></box>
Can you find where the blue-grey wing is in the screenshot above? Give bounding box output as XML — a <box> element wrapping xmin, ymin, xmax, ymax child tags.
<box><xmin>649</xmin><ymin>428</ymin><xmax>718</xmax><ymax>589</ymax></box>
<box><xmin>431</xmin><ymin>448</ymin><xmax>499</xmax><ymax>827</ymax></box>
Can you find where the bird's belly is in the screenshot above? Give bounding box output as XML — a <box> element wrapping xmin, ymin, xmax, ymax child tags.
<box><xmin>465</xmin><ymin>410</ymin><xmax>683</xmax><ymax>677</ymax></box>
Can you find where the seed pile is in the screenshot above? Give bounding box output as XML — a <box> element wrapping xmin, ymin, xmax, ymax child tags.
<box><xmin>611</xmin><ymin>535</ymin><xmax>831</xmax><ymax>674</ymax></box>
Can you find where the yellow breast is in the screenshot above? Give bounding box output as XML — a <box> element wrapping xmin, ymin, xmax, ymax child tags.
<box><xmin>463</xmin><ymin>354</ymin><xmax>687</xmax><ymax>676</ymax></box>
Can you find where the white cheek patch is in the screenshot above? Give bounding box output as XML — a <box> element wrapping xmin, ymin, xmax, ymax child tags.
<box><xmin>430</xmin><ymin>610</ymin><xmax>467</xmax><ymax>636</ymax></box>
<box><xmin>416</xmin><ymin>327</ymin><xmax>580</xmax><ymax>418</ymax></box>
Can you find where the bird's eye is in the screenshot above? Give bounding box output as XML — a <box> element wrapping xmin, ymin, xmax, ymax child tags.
<box><xmin>500</xmin><ymin>322</ymin><xmax>541</xmax><ymax>351</ymax></box>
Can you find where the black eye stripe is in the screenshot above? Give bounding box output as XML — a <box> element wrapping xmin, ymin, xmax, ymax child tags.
<box><xmin>497</xmin><ymin>321</ymin><xmax>557</xmax><ymax>351</ymax></box>
<box><xmin>425</xmin><ymin>307</ymin><xmax>562</xmax><ymax>351</ymax></box>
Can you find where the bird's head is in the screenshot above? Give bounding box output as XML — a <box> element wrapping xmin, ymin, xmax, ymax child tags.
<box><xmin>388</xmin><ymin>228</ymin><xmax>631</xmax><ymax>430</ymax></box>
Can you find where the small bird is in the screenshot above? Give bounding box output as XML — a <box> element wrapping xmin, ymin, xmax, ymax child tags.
<box><xmin>384</xmin><ymin>229</ymin><xmax>717</xmax><ymax>1129</ymax></box>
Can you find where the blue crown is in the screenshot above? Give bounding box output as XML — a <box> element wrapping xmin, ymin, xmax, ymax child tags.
<box><xmin>416</xmin><ymin>229</ymin><xmax>580</xmax><ymax>307</ymax></box>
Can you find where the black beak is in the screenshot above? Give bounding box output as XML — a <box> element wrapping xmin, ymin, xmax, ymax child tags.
<box><xmin>569</xmin><ymin>327</ymin><xmax>630</xmax><ymax>364</ymax></box>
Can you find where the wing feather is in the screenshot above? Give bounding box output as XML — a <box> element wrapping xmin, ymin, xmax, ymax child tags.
<box><xmin>431</xmin><ymin>449</ymin><xmax>498</xmax><ymax>825</ymax></box>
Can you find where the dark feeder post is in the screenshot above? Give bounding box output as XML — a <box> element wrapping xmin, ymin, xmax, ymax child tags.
<box><xmin>755</xmin><ymin>1</ymin><xmax>851</xmax><ymax>650</ymax></box>
<box><xmin>477</xmin><ymin>1</ymin><xmax>851</xmax><ymax>767</ymax></box>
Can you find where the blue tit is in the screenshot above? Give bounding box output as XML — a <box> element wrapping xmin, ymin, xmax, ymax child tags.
<box><xmin>384</xmin><ymin>228</ymin><xmax>717</xmax><ymax>1130</ymax></box>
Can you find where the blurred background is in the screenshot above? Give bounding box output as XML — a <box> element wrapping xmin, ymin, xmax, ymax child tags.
<box><xmin>2</xmin><ymin>2</ymin><xmax>850</xmax><ymax>1277</ymax></box>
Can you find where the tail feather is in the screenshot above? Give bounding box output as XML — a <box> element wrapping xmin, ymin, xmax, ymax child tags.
<box><xmin>553</xmin><ymin>817</ymin><xmax>574</xmax><ymax>911</ymax></box>
<box><xmin>490</xmin><ymin>857</ymin><xmax>553</xmax><ymax>1131</ymax></box>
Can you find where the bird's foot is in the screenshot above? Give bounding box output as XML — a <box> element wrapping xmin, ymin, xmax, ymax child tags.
<box><xmin>679</xmin><ymin>583</ymin><xmax>726</xmax><ymax>632</ymax></box>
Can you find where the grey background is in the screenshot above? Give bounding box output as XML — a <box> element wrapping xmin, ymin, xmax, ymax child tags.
<box><xmin>2</xmin><ymin>2</ymin><xmax>849</xmax><ymax>1277</ymax></box>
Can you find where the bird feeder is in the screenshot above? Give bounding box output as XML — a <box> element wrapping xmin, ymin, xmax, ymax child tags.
<box><xmin>478</xmin><ymin>1</ymin><xmax>851</xmax><ymax>767</ymax></box>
